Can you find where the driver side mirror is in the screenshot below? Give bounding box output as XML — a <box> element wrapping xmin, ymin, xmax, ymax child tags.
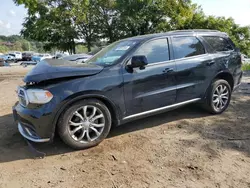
<box><xmin>128</xmin><ymin>55</ymin><xmax>148</xmax><ymax>69</ymax></box>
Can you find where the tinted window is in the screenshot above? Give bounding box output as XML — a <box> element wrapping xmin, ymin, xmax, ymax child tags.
<box><xmin>172</xmin><ymin>37</ymin><xmax>205</xmax><ymax>59</ymax></box>
<box><xmin>203</xmin><ymin>36</ymin><xmax>234</xmax><ymax>52</ymax></box>
<box><xmin>134</xmin><ymin>38</ymin><xmax>169</xmax><ymax>64</ymax></box>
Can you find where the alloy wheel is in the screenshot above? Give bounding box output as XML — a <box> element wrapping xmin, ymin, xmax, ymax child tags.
<box><xmin>68</xmin><ymin>105</ymin><xmax>105</xmax><ymax>143</ymax></box>
<box><xmin>212</xmin><ymin>84</ymin><xmax>229</xmax><ymax>111</ymax></box>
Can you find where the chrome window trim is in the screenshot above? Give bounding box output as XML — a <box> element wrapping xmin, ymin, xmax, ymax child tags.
<box><xmin>173</xmin><ymin>54</ymin><xmax>209</xmax><ymax>62</ymax></box>
<box><xmin>146</xmin><ymin>59</ymin><xmax>175</xmax><ymax>67</ymax></box>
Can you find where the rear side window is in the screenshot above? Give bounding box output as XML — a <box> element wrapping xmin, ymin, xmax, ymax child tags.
<box><xmin>203</xmin><ymin>36</ymin><xmax>234</xmax><ymax>52</ymax></box>
<box><xmin>134</xmin><ymin>38</ymin><xmax>169</xmax><ymax>64</ymax></box>
<box><xmin>172</xmin><ymin>37</ymin><xmax>205</xmax><ymax>59</ymax></box>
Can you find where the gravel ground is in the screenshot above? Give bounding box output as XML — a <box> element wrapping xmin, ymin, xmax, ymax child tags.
<box><xmin>0</xmin><ymin>67</ymin><xmax>250</xmax><ymax>188</ymax></box>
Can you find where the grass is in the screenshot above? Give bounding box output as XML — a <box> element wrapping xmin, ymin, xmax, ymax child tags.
<box><xmin>242</xmin><ymin>63</ymin><xmax>250</xmax><ymax>71</ymax></box>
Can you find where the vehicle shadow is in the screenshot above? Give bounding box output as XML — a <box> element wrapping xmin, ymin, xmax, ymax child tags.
<box><xmin>0</xmin><ymin>104</ymin><xmax>209</xmax><ymax>163</ymax></box>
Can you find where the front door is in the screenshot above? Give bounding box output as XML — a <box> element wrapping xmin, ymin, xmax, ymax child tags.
<box><xmin>123</xmin><ymin>38</ymin><xmax>176</xmax><ymax>117</ymax></box>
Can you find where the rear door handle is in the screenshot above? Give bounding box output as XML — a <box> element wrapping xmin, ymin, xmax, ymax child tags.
<box><xmin>206</xmin><ymin>61</ymin><xmax>215</xmax><ymax>66</ymax></box>
<box><xmin>163</xmin><ymin>68</ymin><xmax>174</xmax><ymax>73</ymax></box>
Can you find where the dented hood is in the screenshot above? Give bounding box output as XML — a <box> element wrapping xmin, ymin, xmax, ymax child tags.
<box><xmin>23</xmin><ymin>59</ymin><xmax>103</xmax><ymax>83</ymax></box>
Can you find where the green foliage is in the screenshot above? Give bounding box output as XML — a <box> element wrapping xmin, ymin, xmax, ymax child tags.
<box><xmin>14</xmin><ymin>0</ymin><xmax>250</xmax><ymax>55</ymax></box>
<box><xmin>75</xmin><ymin>45</ymin><xmax>88</xmax><ymax>54</ymax></box>
<box><xmin>0</xmin><ymin>45</ymin><xmax>9</xmax><ymax>53</ymax></box>
<box><xmin>242</xmin><ymin>63</ymin><xmax>250</xmax><ymax>71</ymax></box>
<box><xmin>0</xmin><ymin>35</ymin><xmax>44</xmax><ymax>53</ymax></box>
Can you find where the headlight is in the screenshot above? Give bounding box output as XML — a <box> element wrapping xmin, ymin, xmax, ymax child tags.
<box><xmin>26</xmin><ymin>89</ymin><xmax>53</xmax><ymax>104</ymax></box>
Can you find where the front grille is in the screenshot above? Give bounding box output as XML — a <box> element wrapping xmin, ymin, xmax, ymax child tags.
<box><xmin>18</xmin><ymin>87</ymin><xmax>28</xmax><ymax>107</ymax></box>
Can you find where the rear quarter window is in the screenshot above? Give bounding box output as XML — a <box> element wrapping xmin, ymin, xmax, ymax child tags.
<box><xmin>203</xmin><ymin>36</ymin><xmax>234</xmax><ymax>52</ymax></box>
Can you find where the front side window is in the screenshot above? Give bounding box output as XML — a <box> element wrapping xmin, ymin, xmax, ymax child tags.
<box><xmin>86</xmin><ymin>40</ymin><xmax>138</xmax><ymax>66</ymax></box>
<box><xmin>203</xmin><ymin>36</ymin><xmax>234</xmax><ymax>52</ymax></box>
<box><xmin>172</xmin><ymin>36</ymin><xmax>205</xmax><ymax>59</ymax></box>
<box><xmin>134</xmin><ymin>38</ymin><xmax>170</xmax><ymax>64</ymax></box>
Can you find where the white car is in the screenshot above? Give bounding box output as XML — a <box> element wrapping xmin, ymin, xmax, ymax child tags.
<box><xmin>242</xmin><ymin>54</ymin><xmax>250</xmax><ymax>63</ymax></box>
<box><xmin>40</xmin><ymin>54</ymin><xmax>53</xmax><ymax>61</ymax></box>
<box><xmin>8</xmin><ymin>51</ymin><xmax>22</xmax><ymax>61</ymax></box>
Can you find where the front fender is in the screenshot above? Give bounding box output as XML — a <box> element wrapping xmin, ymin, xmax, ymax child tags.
<box><xmin>50</xmin><ymin>91</ymin><xmax>122</xmax><ymax>140</ymax></box>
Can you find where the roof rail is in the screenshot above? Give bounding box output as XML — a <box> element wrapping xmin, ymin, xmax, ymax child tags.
<box><xmin>172</xmin><ymin>29</ymin><xmax>220</xmax><ymax>33</ymax></box>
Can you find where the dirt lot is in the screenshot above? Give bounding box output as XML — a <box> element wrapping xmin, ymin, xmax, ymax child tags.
<box><xmin>0</xmin><ymin>66</ymin><xmax>250</xmax><ymax>188</ymax></box>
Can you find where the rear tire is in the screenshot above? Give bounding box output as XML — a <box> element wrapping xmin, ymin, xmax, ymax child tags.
<box><xmin>203</xmin><ymin>79</ymin><xmax>232</xmax><ymax>114</ymax></box>
<box><xmin>57</xmin><ymin>99</ymin><xmax>112</xmax><ymax>149</ymax></box>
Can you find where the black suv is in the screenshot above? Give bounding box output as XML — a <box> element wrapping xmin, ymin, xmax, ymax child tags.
<box><xmin>13</xmin><ymin>30</ymin><xmax>242</xmax><ymax>149</ymax></box>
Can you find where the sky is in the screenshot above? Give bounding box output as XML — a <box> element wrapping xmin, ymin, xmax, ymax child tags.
<box><xmin>192</xmin><ymin>0</ymin><xmax>250</xmax><ymax>26</ymax></box>
<box><xmin>0</xmin><ymin>1</ymin><xmax>27</xmax><ymax>36</ymax></box>
<box><xmin>0</xmin><ymin>0</ymin><xmax>250</xmax><ymax>36</ymax></box>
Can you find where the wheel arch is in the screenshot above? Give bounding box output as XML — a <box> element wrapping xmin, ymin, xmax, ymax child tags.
<box><xmin>204</xmin><ymin>71</ymin><xmax>234</xmax><ymax>99</ymax></box>
<box><xmin>213</xmin><ymin>71</ymin><xmax>234</xmax><ymax>90</ymax></box>
<box><xmin>50</xmin><ymin>92</ymin><xmax>121</xmax><ymax>140</ymax></box>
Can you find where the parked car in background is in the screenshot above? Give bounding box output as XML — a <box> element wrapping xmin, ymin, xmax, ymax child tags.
<box><xmin>53</xmin><ymin>53</ymin><xmax>68</xmax><ymax>59</ymax></box>
<box><xmin>31</xmin><ymin>53</ymin><xmax>42</xmax><ymax>62</ymax></box>
<box><xmin>242</xmin><ymin>54</ymin><xmax>250</xmax><ymax>63</ymax></box>
<box><xmin>21</xmin><ymin>53</ymin><xmax>39</xmax><ymax>66</ymax></box>
<box><xmin>61</xmin><ymin>53</ymin><xmax>92</xmax><ymax>62</ymax></box>
<box><xmin>0</xmin><ymin>54</ymin><xmax>15</xmax><ymax>62</ymax></box>
<box><xmin>20</xmin><ymin>61</ymin><xmax>38</xmax><ymax>66</ymax></box>
<box><xmin>32</xmin><ymin>53</ymin><xmax>53</xmax><ymax>62</ymax></box>
<box><xmin>8</xmin><ymin>51</ymin><xmax>22</xmax><ymax>61</ymax></box>
<box><xmin>22</xmin><ymin>51</ymin><xmax>34</xmax><ymax>61</ymax></box>
<box><xmin>0</xmin><ymin>57</ymin><xmax>10</xmax><ymax>66</ymax></box>
<box><xmin>13</xmin><ymin>30</ymin><xmax>242</xmax><ymax>149</ymax></box>
<box><xmin>41</xmin><ymin>54</ymin><xmax>53</xmax><ymax>61</ymax></box>
<box><xmin>0</xmin><ymin>57</ymin><xmax>4</xmax><ymax>66</ymax></box>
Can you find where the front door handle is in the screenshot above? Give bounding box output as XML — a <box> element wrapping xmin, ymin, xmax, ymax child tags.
<box><xmin>163</xmin><ymin>68</ymin><xmax>174</xmax><ymax>73</ymax></box>
<box><xmin>206</xmin><ymin>61</ymin><xmax>215</xmax><ymax>66</ymax></box>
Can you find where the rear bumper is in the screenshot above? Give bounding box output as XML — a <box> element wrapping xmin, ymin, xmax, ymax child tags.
<box><xmin>233</xmin><ymin>83</ymin><xmax>241</xmax><ymax>91</ymax></box>
<box><xmin>233</xmin><ymin>70</ymin><xmax>243</xmax><ymax>91</ymax></box>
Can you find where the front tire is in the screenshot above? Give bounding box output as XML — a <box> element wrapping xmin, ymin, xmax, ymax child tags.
<box><xmin>204</xmin><ymin>79</ymin><xmax>232</xmax><ymax>114</ymax></box>
<box><xmin>58</xmin><ymin>99</ymin><xmax>112</xmax><ymax>149</ymax></box>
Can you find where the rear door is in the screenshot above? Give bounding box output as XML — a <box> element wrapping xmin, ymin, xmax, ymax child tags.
<box><xmin>171</xmin><ymin>36</ymin><xmax>217</xmax><ymax>103</ymax></box>
<box><xmin>202</xmin><ymin>36</ymin><xmax>242</xmax><ymax>87</ymax></box>
<box><xmin>123</xmin><ymin>38</ymin><xmax>176</xmax><ymax>117</ymax></box>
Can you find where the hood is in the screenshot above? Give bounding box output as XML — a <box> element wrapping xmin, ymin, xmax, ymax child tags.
<box><xmin>24</xmin><ymin>59</ymin><xmax>103</xmax><ymax>83</ymax></box>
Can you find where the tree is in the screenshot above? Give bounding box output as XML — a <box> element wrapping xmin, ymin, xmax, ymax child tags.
<box><xmin>71</xmin><ymin>0</ymin><xmax>100</xmax><ymax>52</ymax></box>
<box><xmin>18</xmin><ymin>0</ymin><xmax>77</xmax><ymax>53</ymax></box>
<box><xmin>14</xmin><ymin>0</ymin><xmax>250</xmax><ymax>55</ymax></box>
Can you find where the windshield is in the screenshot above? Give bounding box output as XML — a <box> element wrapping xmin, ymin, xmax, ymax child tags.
<box><xmin>86</xmin><ymin>40</ymin><xmax>138</xmax><ymax>66</ymax></box>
